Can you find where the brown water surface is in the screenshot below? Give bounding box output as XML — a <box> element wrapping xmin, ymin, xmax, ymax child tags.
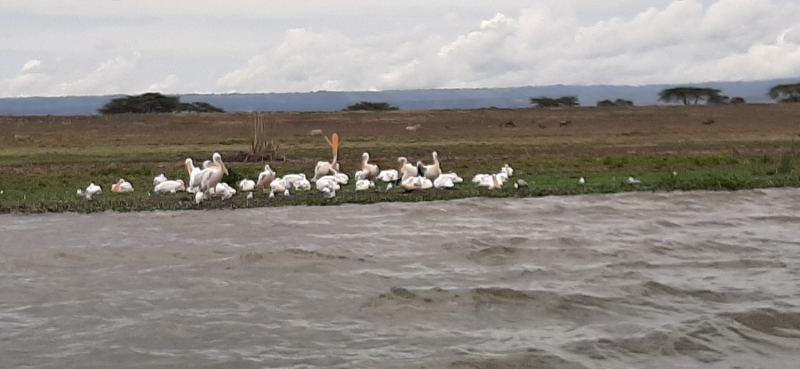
<box><xmin>2</xmin><ymin>189</ymin><xmax>800</xmax><ymax>368</ymax></box>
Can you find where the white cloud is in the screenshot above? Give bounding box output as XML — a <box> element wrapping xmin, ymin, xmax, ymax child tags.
<box><xmin>2</xmin><ymin>0</ymin><xmax>800</xmax><ymax>97</ymax></box>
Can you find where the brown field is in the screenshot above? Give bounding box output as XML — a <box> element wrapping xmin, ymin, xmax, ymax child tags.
<box><xmin>2</xmin><ymin>104</ymin><xmax>799</xmax><ymax>169</ymax></box>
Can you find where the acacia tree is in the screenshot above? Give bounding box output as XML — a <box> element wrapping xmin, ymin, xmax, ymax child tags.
<box><xmin>768</xmin><ymin>83</ymin><xmax>800</xmax><ymax>103</ymax></box>
<box><xmin>97</xmin><ymin>92</ymin><xmax>224</xmax><ymax>114</ymax></box>
<box><xmin>530</xmin><ymin>95</ymin><xmax>580</xmax><ymax>107</ymax></box>
<box><xmin>657</xmin><ymin>87</ymin><xmax>724</xmax><ymax>105</ymax></box>
<box><xmin>597</xmin><ymin>98</ymin><xmax>634</xmax><ymax>107</ymax></box>
<box><xmin>343</xmin><ymin>101</ymin><xmax>399</xmax><ymax>111</ymax></box>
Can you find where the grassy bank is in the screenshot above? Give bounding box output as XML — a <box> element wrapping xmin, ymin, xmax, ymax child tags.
<box><xmin>1</xmin><ymin>152</ymin><xmax>797</xmax><ymax>213</ymax></box>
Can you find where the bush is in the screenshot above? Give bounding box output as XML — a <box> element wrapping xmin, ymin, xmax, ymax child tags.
<box><xmin>98</xmin><ymin>93</ymin><xmax>224</xmax><ymax>114</ymax></box>
<box><xmin>343</xmin><ymin>102</ymin><xmax>399</xmax><ymax>111</ymax></box>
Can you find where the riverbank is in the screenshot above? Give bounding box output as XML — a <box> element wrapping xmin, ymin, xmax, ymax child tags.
<box><xmin>1</xmin><ymin>105</ymin><xmax>798</xmax><ymax>213</ymax></box>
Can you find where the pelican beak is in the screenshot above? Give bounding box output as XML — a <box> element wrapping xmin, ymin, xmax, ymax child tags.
<box><xmin>223</xmin><ymin>164</ymin><xmax>229</xmax><ymax>175</ymax></box>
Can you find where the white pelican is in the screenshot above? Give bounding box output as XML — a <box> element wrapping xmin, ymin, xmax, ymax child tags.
<box><xmin>627</xmin><ymin>176</ymin><xmax>641</xmax><ymax>184</ymax></box>
<box><xmin>195</xmin><ymin>191</ymin><xmax>206</xmax><ymax>204</ymax></box>
<box><xmin>433</xmin><ymin>175</ymin><xmax>455</xmax><ymax>189</ymax></box>
<box><xmin>376</xmin><ymin>169</ymin><xmax>399</xmax><ymax>183</ymax></box>
<box><xmin>438</xmin><ymin>172</ymin><xmax>463</xmax><ymax>183</ymax></box>
<box><xmin>417</xmin><ymin>151</ymin><xmax>441</xmax><ymax>180</ymax></box>
<box><xmin>578</xmin><ymin>177</ymin><xmax>585</xmax><ymax>185</ymax></box>
<box><xmin>293</xmin><ymin>179</ymin><xmax>312</xmax><ymax>191</ymax></box>
<box><xmin>246</xmin><ymin>192</ymin><xmax>254</xmax><ymax>200</ymax></box>
<box><xmin>77</xmin><ymin>183</ymin><xmax>102</xmax><ymax>200</ymax></box>
<box><xmin>215</xmin><ymin>182</ymin><xmax>236</xmax><ymax>200</ymax></box>
<box><xmin>333</xmin><ymin>172</ymin><xmax>349</xmax><ymax>185</ymax></box>
<box><xmin>501</xmin><ymin>164</ymin><xmax>514</xmax><ymax>177</ymax></box>
<box><xmin>111</xmin><ymin>179</ymin><xmax>134</xmax><ymax>193</ymax></box>
<box><xmin>397</xmin><ymin>157</ymin><xmax>418</xmax><ymax>181</ymax></box>
<box><xmin>472</xmin><ymin>174</ymin><xmax>491</xmax><ymax>185</ymax></box>
<box><xmin>199</xmin><ymin>153</ymin><xmax>228</xmax><ymax>196</ymax></box>
<box><xmin>185</xmin><ymin>158</ymin><xmax>207</xmax><ymax>193</ymax></box>
<box><xmin>355</xmin><ymin>179</ymin><xmax>375</xmax><ymax>191</ymax></box>
<box><xmin>322</xmin><ymin>187</ymin><xmax>336</xmax><ymax>199</ymax></box>
<box><xmin>269</xmin><ymin>178</ymin><xmax>288</xmax><ymax>197</ymax></box>
<box><xmin>313</xmin><ymin>133</ymin><xmax>340</xmax><ymax>181</ymax></box>
<box><xmin>487</xmin><ymin>174</ymin><xmax>503</xmax><ymax>190</ymax></box>
<box><xmin>401</xmin><ymin>176</ymin><xmax>433</xmax><ymax>191</ymax></box>
<box><xmin>256</xmin><ymin>164</ymin><xmax>276</xmax><ymax>192</ymax></box>
<box><xmin>359</xmin><ymin>152</ymin><xmax>379</xmax><ymax>180</ymax></box>
<box><xmin>154</xmin><ymin>179</ymin><xmax>185</xmax><ymax>194</ymax></box>
<box><xmin>316</xmin><ymin>175</ymin><xmax>341</xmax><ymax>191</ymax></box>
<box><xmin>281</xmin><ymin>173</ymin><xmax>307</xmax><ymax>188</ymax></box>
<box><xmin>153</xmin><ymin>174</ymin><xmax>167</xmax><ymax>186</ymax></box>
<box><xmin>238</xmin><ymin>178</ymin><xmax>255</xmax><ymax>192</ymax></box>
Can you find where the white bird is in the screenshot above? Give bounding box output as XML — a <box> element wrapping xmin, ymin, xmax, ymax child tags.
<box><xmin>401</xmin><ymin>176</ymin><xmax>433</xmax><ymax>191</ymax></box>
<box><xmin>322</xmin><ymin>187</ymin><xmax>336</xmax><ymax>199</ymax></box>
<box><xmin>386</xmin><ymin>183</ymin><xmax>393</xmax><ymax>191</ymax></box>
<box><xmin>433</xmin><ymin>175</ymin><xmax>455</xmax><ymax>189</ymax></box>
<box><xmin>256</xmin><ymin>164</ymin><xmax>276</xmax><ymax>192</ymax></box>
<box><xmin>578</xmin><ymin>177</ymin><xmax>585</xmax><ymax>185</ymax></box>
<box><xmin>77</xmin><ymin>183</ymin><xmax>102</xmax><ymax>200</ymax></box>
<box><xmin>354</xmin><ymin>170</ymin><xmax>369</xmax><ymax>181</ymax></box>
<box><xmin>514</xmin><ymin>179</ymin><xmax>529</xmax><ymax>189</ymax></box>
<box><xmin>185</xmin><ymin>158</ymin><xmax>204</xmax><ymax>193</ymax></box>
<box><xmin>417</xmin><ymin>151</ymin><xmax>441</xmax><ymax>180</ymax></box>
<box><xmin>270</xmin><ymin>177</ymin><xmax>288</xmax><ymax>197</ymax></box>
<box><xmin>293</xmin><ymin>179</ymin><xmax>312</xmax><ymax>191</ymax></box>
<box><xmin>195</xmin><ymin>191</ymin><xmax>206</xmax><ymax>204</ymax></box>
<box><xmin>376</xmin><ymin>169</ymin><xmax>399</xmax><ymax>182</ymax></box>
<box><xmin>153</xmin><ymin>173</ymin><xmax>167</xmax><ymax>186</ymax></box>
<box><xmin>246</xmin><ymin>192</ymin><xmax>254</xmax><ymax>200</ymax></box>
<box><xmin>283</xmin><ymin>189</ymin><xmax>290</xmax><ymax>197</ymax></box>
<box><xmin>333</xmin><ymin>172</ymin><xmax>349</xmax><ymax>185</ymax></box>
<box><xmin>313</xmin><ymin>133</ymin><xmax>340</xmax><ymax>181</ymax></box>
<box><xmin>111</xmin><ymin>178</ymin><xmax>134</xmax><ymax>193</ymax></box>
<box><xmin>359</xmin><ymin>152</ymin><xmax>379</xmax><ymax>180</ymax></box>
<box><xmin>316</xmin><ymin>175</ymin><xmax>341</xmax><ymax>191</ymax></box>
<box><xmin>501</xmin><ymin>164</ymin><xmax>514</xmax><ymax>177</ymax></box>
<box><xmin>397</xmin><ymin>157</ymin><xmax>418</xmax><ymax>181</ymax></box>
<box><xmin>476</xmin><ymin>174</ymin><xmax>503</xmax><ymax>189</ymax></box>
<box><xmin>154</xmin><ymin>179</ymin><xmax>185</xmax><ymax>194</ymax></box>
<box><xmin>238</xmin><ymin>178</ymin><xmax>255</xmax><ymax>192</ymax></box>
<box><xmin>438</xmin><ymin>172</ymin><xmax>463</xmax><ymax>183</ymax></box>
<box><xmin>199</xmin><ymin>153</ymin><xmax>229</xmax><ymax>196</ymax></box>
<box><xmin>355</xmin><ymin>179</ymin><xmax>375</xmax><ymax>191</ymax></box>
<box><xmin>473</xmin><ymin>174</ymin><xmax>493</xmax><ymax>186</ymax></box>
<box><xmin>215</xmin><ymin>182</ymin><xmax>236</xmax><ymax>200</ymax></box>
<box><xmin>281</xmin><ymin>173</ymin><xmax>307</xmax><ymax>188</ymax></box>
<box><xmin>627</xmin><ymin>176</ymin><xmax>641</xmax><ymax>184</ymax></box>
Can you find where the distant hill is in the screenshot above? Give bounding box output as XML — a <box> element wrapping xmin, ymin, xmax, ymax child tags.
<box><xmin>0</xmin><ymin>78</ymin><xmax>796</xmax><ymax>115</ymax></box>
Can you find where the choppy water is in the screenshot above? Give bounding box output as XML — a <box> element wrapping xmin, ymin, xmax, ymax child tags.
<box><xmin>1</xmin><ymin>189</ymin><xmax>800</xmax><ymax>368</ymax></box>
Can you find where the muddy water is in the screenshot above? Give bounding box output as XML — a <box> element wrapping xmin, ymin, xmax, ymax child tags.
<box><xmin>1</xmin><ymin>189</ymin><xmax>800</xmax><ymax>368</ymax></box>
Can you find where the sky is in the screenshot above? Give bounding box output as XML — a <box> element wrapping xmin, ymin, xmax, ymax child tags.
<box><xmin>1</xmin><ymin>0</ymin><xmax>799</xmax><ymax>97</ymax></box>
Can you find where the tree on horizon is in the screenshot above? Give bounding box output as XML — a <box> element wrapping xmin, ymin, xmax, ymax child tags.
<box><xmin>657</xmin><ymin>87</ymin><xmax>725</xmax><ymax>105</ymax></box>
<box><xmin>97</xmin><ymin>92</ymin><xmax>224</xmax><ymax>114</ymax></box>
<box><xmin>530</xmin><ymin>95</ymin><xmax>580</xmax><ymax>107</ymax></box>
<box><xmin>767</xmin><ymin>83</ymin><xmax>800</xmax><ymax>103</ymax></box>
<box><xmin>343</xmin><ymin>101</ymin><xmax>399</xmax><ymax>111</ymax></box>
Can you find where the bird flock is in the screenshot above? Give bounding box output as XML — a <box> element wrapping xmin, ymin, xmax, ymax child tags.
<box><xmin>72</xmin><ymin>132</ymin><xmax>644</xmax><ymax>204</ymax></box>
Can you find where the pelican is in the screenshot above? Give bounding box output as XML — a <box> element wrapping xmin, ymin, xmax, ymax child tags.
<box><xmin>397</xmin><ymin>157</ymin><xmax>418</xmax><ymax>181</ymax></box>
<box><xmin>281</xmin><ymin>173</ymin><xmax>307</xmax><ymax>188</ymax></box>
<box><xmin>433</xmin><ymin>174</ymin><xmax>455</xmax><ymax>189</ymax></box>
<box><xmin>322</xmin><ymin>187</ymin><xmax>336</xmax><ymax>199</ymax></box>
<box><xmin>627</xmin><ymin>176</ymin><xmax>641</xmax><ymax>184</ymax></box>
<box><xmin>238</xmin><ymin>178</ymin><xmax>256</xmax><ymax>192</ymax></box>
<box><xmin>501</xmin><ymin>164</ymin><xmax>514</xmax><ymax>177</ymax></box>
<box><xmin>199</xmin><ymin>153</ymin><xmax>228</xmax><ymax>196</ymax></box>
<box><xmin>401</xmin><ymin>176</ymin><xmax>433</xmax><ymax>191</ymax></box>
<box><xmin>195</xmin><ymin>191</ymin><xmax>206</xmax><ymax>204</ymax></box>
<box><xmin>472</xmin><ymin>174</ymin><xmax>491</xmax><ymax>185</ymax></box>
<box><xmin>376</xmin><ymin>169</ymin><xmax>399</xmax><ymax>182</ymax></box>
<box><xmin>269</xmin><ymin>178</ymin><xmax>288</xmax><ymax>197</ymax></box>
<box><xmin>154</xmin><ymin>179</ymin><xmax>185</xmax><ymax>194</ymax></box>
<box><xmin>246</xmin><ymin>192</ymin><xmax>254</xmax><ymax>200</ymax></box>
<box><xmin>355</xmin><ymin>179</ymin><xmax>375</xmax><ymax>191</ymax></box>
<box><xmin>417</xmin><ymin>151</ymin><xmax>441</xmax><ymax>180</ymax></box>
<box><xmin>578</xmin><ymin>177</ymin><xmax>585</xmax><ymax>185</ymax></box>
<box><xmin>185</xmin><ymin>158</ymin><xmax>205</xmax><ymax>193</ymax></box>
<box><xmin>215</xmin><ymin>182</ymin><xmax>236</xmax><ymax>200</ymax></box>
<box><xmin>316</xmin><ymin>175</ymin><xmax>341</xmax><ymax>191</ymax></box>
<box><xmin>293</xmin><ymin>179</ymin><xmax>312</xmax><ymax>191</ymax></box>
<box><xmin>77</xmin><ymin>183</ymin><xmax>102</xmax><ymax>200</ymax></box>
<box><xmin>438</xmin><ymin>172</ymin><xmax>463</xmax><ymax>183</ymax></box>
<box><xmin>111</xmin><ymin>178</ymin><xmax>134</xmax><ymax>193</ymax></box>
<box><xmin>313</xmin><ymin>133</ymin><xmax>340</xmax><ymax>181</ymax></box>
<box><xmin>256</xmin><ymin>165</ymin><xmax>276</xmax><ymax>192</ymax></box>
<box><xmin>153</xmin><ymin>173</ymin><xmax>167</xmax><ymax>186</ymax></box>
<box><xmin>487</xmin><ymin>174</ymin><xmax>503</xmax><ymax>190</ymax></box>
<box><xmin>333</xmin><ymin>172</ymin><xmax>349</xmax><ymax>185</ymax></box>
<box><xmin>359</xmin><ymin>152</ymin><xmax>379</xmax><ymax>180</ymax></box>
